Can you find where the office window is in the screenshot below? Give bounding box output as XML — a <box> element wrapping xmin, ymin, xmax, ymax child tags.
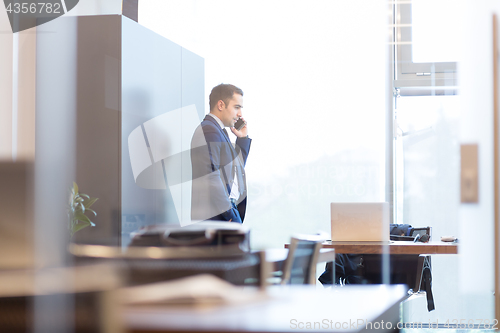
<box><xmin>412</xmin><ymin>0</ymin><xmax>460</xmax><ymax>63</ymax></box>
<box><xmin>139</xmin><ymin>0</ymin><xmax>388</xmax><ymax>249</ymax></box>
<box><xmin>394</xmin><ymin>0</ymin><xmax>458</xmax><ymax>89</ymax></box>
<box><xmin>394</xmin><ymin>95</ymin><xmax>460</xmax><ymax>235</ymax></box>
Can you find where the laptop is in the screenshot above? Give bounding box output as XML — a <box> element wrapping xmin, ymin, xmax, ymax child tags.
<box><xmin>330</xmin><ymin>202</ymin><xmax>389</xmax><ymax>242</ymax></box>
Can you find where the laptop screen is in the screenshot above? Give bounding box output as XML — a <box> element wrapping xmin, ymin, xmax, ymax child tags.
<box><xmin>330</xmin><ymin>202</ymin><xmax>389</xmax><ymax>242</ymax></box>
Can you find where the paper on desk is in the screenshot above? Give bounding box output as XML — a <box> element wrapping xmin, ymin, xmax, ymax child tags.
<box><xmin>120</xmin><ymin>274</ymin><xmax>268</xmax><ymax>306</ymax></box>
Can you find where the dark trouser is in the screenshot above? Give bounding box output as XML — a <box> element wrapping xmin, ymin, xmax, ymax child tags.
<box><xmin>206</xmin><ymin>200</ymin><xmax>243</xmax><ymax>223</ymax></box>
<box><xmin>318</xmin><ymin>254</ymin><xmax>364</xmax><ymax>285</ymax></box>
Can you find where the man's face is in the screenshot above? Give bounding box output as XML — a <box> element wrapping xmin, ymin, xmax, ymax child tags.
<box><xmin>220</xmin><ymin>93</ymin><xmax>243</xmax><ymax>127</ymax></box>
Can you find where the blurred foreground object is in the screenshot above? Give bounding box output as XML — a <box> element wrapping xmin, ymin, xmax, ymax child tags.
<box><xmin>0</xmin><ymin>264</ymin><xmax>123</xmax><ymax>333</ymax></box>
<box><xmin>0</xmin><ymin>161</ymin><xmax>34</xmax><ymax>269</ymax></box>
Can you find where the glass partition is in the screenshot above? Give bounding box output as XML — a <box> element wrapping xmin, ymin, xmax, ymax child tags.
<box><xmin>393</xmin><ymin>0</ymin><xmax>498</xmax><ymax>327</ymax></box>
<box><xmin>394</xmin><ymin>95</ymin><xmax>479</xmax><ymax>323</ymax></box>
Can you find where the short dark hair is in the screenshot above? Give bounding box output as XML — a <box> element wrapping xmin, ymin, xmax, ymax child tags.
<box><xmin>209</xmin><ymin>84</ymin><xmax>243</xmax><ymax>111</ymax></box>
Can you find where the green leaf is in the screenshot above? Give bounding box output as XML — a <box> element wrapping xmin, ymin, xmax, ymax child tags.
<box><xmin>84</xmin><ymin>197</ymin><xmax>98</xmax><ymax>209</ymax></box>
<box><xmin>73</xmin><ymin>220</ymin><xmax>91</xmax><ymax>233</ymax></box>
<box><xmin>68</xmin><ymin>182</ymin><xmax>98</xmax><ymax>237</ymax></box>
<box><xmin>74</xmin><ymin>212</ymin><xmax>91</xmax><ymax>224</ymax></box>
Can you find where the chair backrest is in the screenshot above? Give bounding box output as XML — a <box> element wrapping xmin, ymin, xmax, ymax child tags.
<box><xmin>414</xmin><ymin>254</ymin><xmax>431</xmax><ymax>292</ymax></box>
<box><xmin>281</xmin><ymin>234</ymin><xmax>325</xmax><ymax>285</ymax></box>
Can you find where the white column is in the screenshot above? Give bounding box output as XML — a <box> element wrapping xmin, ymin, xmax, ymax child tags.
<box><xmin>0</xmin><ymin>6</ymin><xmax>13</xmax><ymax>160</ymax></box>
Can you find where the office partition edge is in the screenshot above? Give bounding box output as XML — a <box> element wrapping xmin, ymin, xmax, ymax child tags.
<box><xmin>388</xmin><ymin>0</ymin><xmax>395</xmax><ymax>223</ymax></box>
<box><xmin>493</xmin><ymin>13</ymin><xmax>500</xmax><ymax>328</ymax></box>
<box><xmin>123</xmin><ymin>0</ymin><xmax>138</xmax><ymax>22</ymax></box>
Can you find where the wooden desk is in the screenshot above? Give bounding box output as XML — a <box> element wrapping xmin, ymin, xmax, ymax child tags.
<box><xmin>124</xmin><ymin>284</ymin><xmax>408</xmax><ymax>333</ymax></box>
<box><xmin>320</xmin><ymin>240</ymin><xmax>458</xmax><ymax>255</ymax></box>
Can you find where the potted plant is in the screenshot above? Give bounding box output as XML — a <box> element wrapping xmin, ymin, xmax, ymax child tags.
<box><xmin>68</xmin><ymin>182</ymin><xmax>98</xmax><ymax>237</ymax></box>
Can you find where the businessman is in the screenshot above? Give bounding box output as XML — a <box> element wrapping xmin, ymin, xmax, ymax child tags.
<box><xmin>190</xmin><ymin>84</ymin><xmax>251</xmax><ymax>223</ymax></box>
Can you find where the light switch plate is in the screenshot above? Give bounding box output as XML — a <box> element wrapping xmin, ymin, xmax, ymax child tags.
<box><xmin>461</xmin><ymin>144</ymin><xmax>479</xmax><ymax>203</ymax></box>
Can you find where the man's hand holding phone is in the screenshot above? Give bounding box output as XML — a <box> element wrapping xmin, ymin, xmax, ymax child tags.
<box><xmin>231</xmin><ymin>117</ymin><xmax>248</xmax><ymax>138</ymax></box>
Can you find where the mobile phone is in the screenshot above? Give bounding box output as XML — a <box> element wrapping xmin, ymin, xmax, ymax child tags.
<box><xmin>234</xmin><ymin>118</ymin><xmax>246</xmax><ymax>131</ymax></box>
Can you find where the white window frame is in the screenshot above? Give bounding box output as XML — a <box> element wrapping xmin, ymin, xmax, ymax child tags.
<box><xmin>394</xmin><ymin>0</ymin><xmax>457</xmax><ymax>92</ymax></box>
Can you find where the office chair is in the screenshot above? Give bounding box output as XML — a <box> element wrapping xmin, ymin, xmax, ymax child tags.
<box><xmin>281</xmin><ymin>234</ymin><xmax>326</xmax><ymax>285</ymax></box>
<box><xmin>410</xmin><ymin>254</ymin><xmax>434</xmax><ymax>311</ymax></box>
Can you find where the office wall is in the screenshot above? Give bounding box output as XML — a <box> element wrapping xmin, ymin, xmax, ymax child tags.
<box><xmin>458</xmin><ymin>0</ymin><xmax>500</xmax><ymax>316</ymax></box>
<box><xmin>66</xmin><ymin>0</ymin><xmax>122</xmax><ymax>16</ymax></box>
<box><xmin>0</xmin><ymin>6</ymin><xmax>13</xmax><ymax>159</ymax></box>
<box><xmin>16</xmin><ymin>31</ymin><xmax>36</xmax><ymax>161</ymax></box>
<box><xmin>0</xmin><ymin>5</ymin><xmax>36</xmax><ymax>161</ymax></box>
<box><xmin>72</xmin><ymin>15</ymin><xmax>122</xmax><ymax>245</ymax></box>
<box><xmin>459</xmin><ymin>0</ymin><xmax>500</xmax><ymax>294</ymax></box>
<box><xmin>35</xmin><ymin>14</ymin><xmax>78</xmax><ymax>266</ymax></box>
<box><xmin>34</xmin><ymin>12</ymin><xmax>78</xmax><ymax>323</ymax></box>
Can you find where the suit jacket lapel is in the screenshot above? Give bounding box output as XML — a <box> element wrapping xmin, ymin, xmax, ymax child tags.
<box><xmin>204</xmin><ymin>115</ymin><xmax>233</xmax><ymax>145</ymax></box>
<box><xmin>204</xmin><ymin>115</ymin><xmax>235</xmax><ymax>194</ymax></box>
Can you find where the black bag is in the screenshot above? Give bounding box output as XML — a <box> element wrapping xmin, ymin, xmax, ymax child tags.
<box><xmin>390</xmin><ymin>223</ymin><xmax>412</xmax><ymax>236</ymax></box>
<box><xmin>390</xmin><ymin>224</ymin><xmax>431</xmax><ymax>242</ymax></box>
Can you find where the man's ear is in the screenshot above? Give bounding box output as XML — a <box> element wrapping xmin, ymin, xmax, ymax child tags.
<box><xmin>217</xmin><ymin>100</ymin><xmax>225</xmax><ymax>111</ymax></box>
